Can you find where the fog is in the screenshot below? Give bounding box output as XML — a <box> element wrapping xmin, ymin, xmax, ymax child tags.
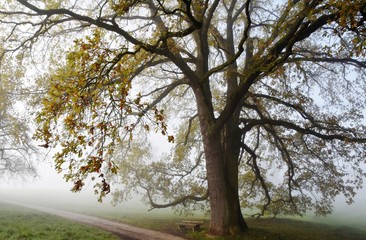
<box><xmin>0</xmin><ymin>161</ymin><xmax>144</xmax><ymax>214</ymax></box>
<box><xmin>1</xmin><ymin>159</ymin><xmax>366</xmax><ymax>230</ymax></box>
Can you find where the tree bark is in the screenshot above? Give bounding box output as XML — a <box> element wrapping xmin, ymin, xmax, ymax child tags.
<box><xmin>195</xmin><ymin>90</ymin><xmax>248</xmax><ymax>236</ymax></box>
<box><xmin>192</xmin><ymin>14</ymin><xmax>247</xmax><ymax>235</ymax></box>
<box><xmin>202</xmin><ymin>126</ymin><xmax>248</xmax><ymax>236</ymax></box>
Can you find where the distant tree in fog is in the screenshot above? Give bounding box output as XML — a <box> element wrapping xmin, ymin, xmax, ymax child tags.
<box><xmin>0</xmin><ymin>51</ymin><xmax>38</xmax><ymax>179</ymax></box>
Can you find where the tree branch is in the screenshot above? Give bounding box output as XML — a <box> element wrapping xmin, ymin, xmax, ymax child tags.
<box><xmin>242</xmin><ymin>118</ymin><xmax>366</xmax><ymax>143</ymax></box>
<box><xmin>147</xmin><ymin>190</ymin><xmax>208</xmax><ymax>210</ymax></box>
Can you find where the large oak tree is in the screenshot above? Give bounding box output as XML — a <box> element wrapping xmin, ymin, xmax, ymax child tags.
<box><xmin>1</xmin><ymin>0</ymin><xmax>366</xmax><ymax>236</ymax></box>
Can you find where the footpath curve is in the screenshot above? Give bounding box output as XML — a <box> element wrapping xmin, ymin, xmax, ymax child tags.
<box><xmin>10</xmin><ymin>202</ymin><xmax>187</xmax><ymax>240</ymax></box>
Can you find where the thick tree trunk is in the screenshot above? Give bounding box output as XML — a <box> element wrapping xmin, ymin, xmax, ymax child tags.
<box><xmin>199</xmin><ymin>114</ymin><xmax>248</xmax><ymax>235</ymax></box>
<box><xmin>193</xmin><ymin>22</ymin><xmax>247</xmax><ymax>234</ymax></box>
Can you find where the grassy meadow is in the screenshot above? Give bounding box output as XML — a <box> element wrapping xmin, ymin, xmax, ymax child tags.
<box><xmin>186</xmin><ymin>218</ymin><xmax>366</xmax><ymax>240</ymax></box>
<box><xmin>64</xmin><ymin>204</ymin><xmax>366</xmax><ymax>240</ymax></box>
<box><xmin>0</xmin><ymin>202</ymin><xmax>119</xmax><ymax>240</ymax></box>
<box><xmin>1</xmin><ymin>189</ymin><xmax>366</xmax><ymax>240</ymax></box>
<box><xmin>85</xmin><ymin>212</ymin><xmax>366</xmax><ymax>240</ymax></box>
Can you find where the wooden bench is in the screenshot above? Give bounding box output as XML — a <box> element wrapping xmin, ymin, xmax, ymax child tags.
<box><xmin>176</xmin><ymin>220</ymin><xmax>205</xmax><ymax>232</ymax></box>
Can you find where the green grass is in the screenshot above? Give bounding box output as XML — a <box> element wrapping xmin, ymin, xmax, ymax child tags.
<box><xmin>80</xmin><ymin>209</ymin><xmax>366</xmax><ymax>240</ymax></box>
<box><xmin>3</xmin><ymin>193</ymin><xmax>365</xmax><ymax>240</ymax></box>
<box><xmin>0</xmin><ymin>202</ymin><xmax>119</xmax><ymax>240</ymax></box>
<box><xmin>187</xmin><ymin>218</ymin><xmax>366</xmax><ymax>240</ymax></box>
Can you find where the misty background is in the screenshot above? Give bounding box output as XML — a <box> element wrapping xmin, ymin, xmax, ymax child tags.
<box><xmin>0</xmin><ymin>153</ymin><xmax>365</xmax><ymax>230</ymax></box>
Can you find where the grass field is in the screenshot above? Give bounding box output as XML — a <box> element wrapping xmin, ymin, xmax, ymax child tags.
<box><xmin>186</xmin><ymin>218</ymin><xmax>366</xmax><ymax>240</ymax></box>
<box><xmin>0</xmin><ymin>202</ymin><xmax>119</xmax><ymax>240</ymax></box>
<box><xmin>75</xmin><ymin>207</ymin><xmax>366</xmax><ymax>240</ymax></box>
<box><xmin>1</xmin><ymin>196</ymin><xmax>366</xmax><ymax>240</ymax></box>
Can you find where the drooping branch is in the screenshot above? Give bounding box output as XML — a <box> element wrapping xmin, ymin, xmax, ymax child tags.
<box><xmin>289</xmin><ymin>56</ymin><xmax>366</xmax><ymax>69</ymax></box>
<box><xmin>147</xmin><ymin>189</ymin><xmax>208</xmax><ymax>210</ymax></box>
<box><xmin>241</xmin><ymin>141</ymin><xmax>271</xmax><ymax>216</ymax></box>
<box><xmin>242</xmin><ymin>118</ymin><xmax>366</xmax><ymax>143</ymax></box>
<box><xmin>241</xmin><ymin>98</ymin><xmax>301</xmax><ymax>215</ymax></box>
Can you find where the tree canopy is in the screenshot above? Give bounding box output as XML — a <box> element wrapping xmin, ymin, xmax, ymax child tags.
<box><xmin>1</xmin><ymin>0</ymin><xmax>366</xmax><ymax>236</ymax></box>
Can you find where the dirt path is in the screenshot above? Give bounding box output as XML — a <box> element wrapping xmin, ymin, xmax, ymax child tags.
<box><xmin>9</xmin><ymin>202</ymin><xmax>187</xmax><ymax>240</ymax></box>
